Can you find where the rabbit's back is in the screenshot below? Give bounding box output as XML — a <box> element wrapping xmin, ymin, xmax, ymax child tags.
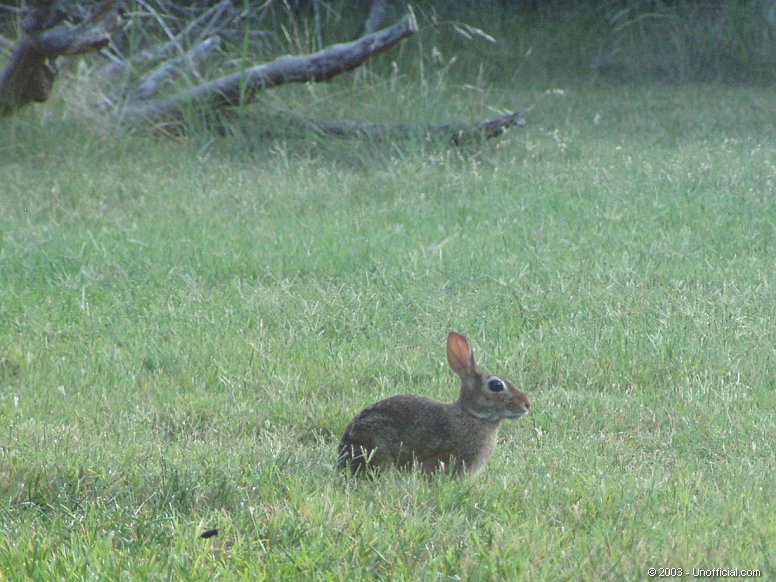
<box><xmin>338</xmin><ymin>395</ymin><xmax>499</xmax><ymax>474</ymax></box>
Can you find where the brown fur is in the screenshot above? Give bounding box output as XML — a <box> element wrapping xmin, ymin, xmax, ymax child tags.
<box><xmin>337</xmin><ymin>332</ymin><xmax>530</xmax><ymax>476</ymax></box>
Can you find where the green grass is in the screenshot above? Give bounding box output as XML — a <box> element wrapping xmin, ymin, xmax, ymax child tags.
<box><xmin>2</xmin><ymin>81</ymin><xmax>774</xmax><ymax>580</ymax></box>
<box><xmin>2</xmin><ymin>4</ymin><xmax>776</xmax><ymax>576</ymax></box>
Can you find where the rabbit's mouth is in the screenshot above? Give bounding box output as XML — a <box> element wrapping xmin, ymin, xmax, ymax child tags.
<box><xmin>503</xmin><ymin>407</ymin><xmax>529</xmax><ymax>419</ymax></box>
<box><xmin>467</xmin><ymin>407</ymin><xmax>528</xmax><ymax>421</ymax></box>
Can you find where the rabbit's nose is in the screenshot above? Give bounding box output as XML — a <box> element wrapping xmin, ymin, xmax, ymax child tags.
<box><xmin>522</xmin><ymin>395</ymin><xmax>531</xmax><ymax>409</ymax></box>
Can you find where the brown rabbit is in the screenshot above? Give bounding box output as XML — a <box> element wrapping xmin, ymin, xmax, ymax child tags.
<box><xmin>337</xmin><ymin>331</ymin><xmax>531</xmax><ymax>475</ymax></box>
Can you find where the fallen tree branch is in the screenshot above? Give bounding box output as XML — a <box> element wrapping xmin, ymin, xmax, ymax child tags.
<box><xmin>249</xmin><ymin>109</ymin><xmax>527</xmax><ymax>145</ymax></box>
<box><xmin>1</xmin><ymin>4</ymin><xmax>527</xmax><ymax>147</ymax></box>
<box><xmin>100</xmin><ymin>0</ymin><xmax>235</xmax><ymax>83</ymax></box>
<box><xmin>445</xmin><ymin>109</ymin><xmax>528</xmax><ymax>146</ymax></box>
<box><xmin>0</xmin><ymin>0</ymin><xmax>123</xmax><ymax>118</ymax></box>
<box><xmin>133</xmin><ymin>35</ymin><xmax>221</xmax><ymax>100</ymax></box>
<box><xmin>121</xmin><ymin>13</ymin><xmax>418</xmax><ymax>128</ymax></box>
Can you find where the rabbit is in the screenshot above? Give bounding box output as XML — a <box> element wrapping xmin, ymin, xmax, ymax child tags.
<box><xmin>337</xmin><ymin>331</ymin><xmax>531</xmax><ymax>476</ymax></box>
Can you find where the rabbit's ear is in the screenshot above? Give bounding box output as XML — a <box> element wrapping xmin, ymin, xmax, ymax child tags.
<box><xmin>447</xmin><ymin>331</ymin><xmax>476</xmax><ymax>377</ymax></box>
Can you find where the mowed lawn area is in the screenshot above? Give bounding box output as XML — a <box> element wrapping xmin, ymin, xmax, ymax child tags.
<box><xmin>1</xmin><ymin>81</ymin><xmax>774</xmax><ymax>579</ymax></box>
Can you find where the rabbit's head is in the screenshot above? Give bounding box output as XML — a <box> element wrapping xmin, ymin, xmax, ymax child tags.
<box><xmin>447</xmin><ymin>331</ymin><xmax>530</xmax><ymax>422</ymax></box>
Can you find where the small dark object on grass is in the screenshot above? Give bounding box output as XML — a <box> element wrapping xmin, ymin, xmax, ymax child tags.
<box><xmin>200</xmin><ymin>529</ymin><xmax>219</xmax><ymax>539</ymax></box>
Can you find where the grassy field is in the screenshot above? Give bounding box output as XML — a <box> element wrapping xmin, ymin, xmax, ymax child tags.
<box><xmin>2</xmin><ymin>6</ymin><xmax>776</xmax><ymax>580</ymax></box>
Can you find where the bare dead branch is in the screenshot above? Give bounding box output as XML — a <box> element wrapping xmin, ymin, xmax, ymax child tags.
<box><xmin>35</xmin><ymin>0</ymin><xmax>123</xmax><ymax>57</ymax></box>
<box><xmin>265</xmin><ymin>109</ymin><xmax>527</xmax><ymax>145</ymax></box>
<box><xmin>100</xmin><ymin>0</ymin><xmax>234</xmax><ymax>82</ymax></box>
<box><xmin>1</xmin><ymin>5</ymin><xmax>526</xmax><ymax>148</ymax></box>
<box><xmin>0</xmin><ymin>0</ymin><xmax>123</xmax><ymax>118</ymax></box>
<box><xmin>133</xmin><ymin>35</ymin><xmax>221</xmax><ymax>100</ymax></box>
<box><xmin>122</xmin><ymin>12</ymin><xmax>418</xmax><ymax>127</ymax></box>
<box><xmin>446</xmin><ymin>109</ymin><xmax>528</xmax><ymax>146</ymax></box>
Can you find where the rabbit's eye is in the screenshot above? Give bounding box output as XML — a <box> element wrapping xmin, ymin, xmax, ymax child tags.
<box><xmin>487</xmin><ymin>378</ymin><xmax>505</xmax><ymax>392</ymax></box>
